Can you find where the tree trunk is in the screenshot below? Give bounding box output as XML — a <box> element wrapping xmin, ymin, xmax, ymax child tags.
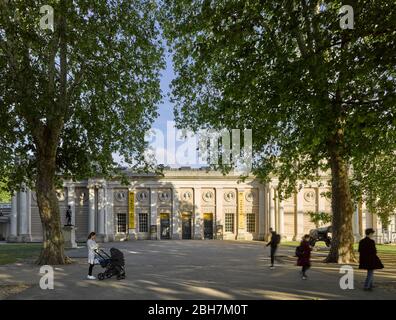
<box><xmin>325</xmin><ymin>144</ymin><xmax>357</xmax><ymax>263</ymax></box>
<box><xmin>34</xmin><ymin>5</ymin><xmax>69</xmax><ymax>263</ymax></box>
<box><xmin>35</xmin><ymin>143</ymin><xmax>70</xmax><ymax>265</ymax></box>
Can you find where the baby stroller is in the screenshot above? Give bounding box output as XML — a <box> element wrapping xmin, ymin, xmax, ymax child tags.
<box><xmin>94</xmin><ymin>248</ymin><xmax>126</xmax><ymax>280</ymax></box>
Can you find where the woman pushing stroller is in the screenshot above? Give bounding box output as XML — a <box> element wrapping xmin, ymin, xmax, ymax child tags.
<box><xmin>86</xmin><ymin>232</ymin><xmax>126</xmax><ymax>281</ymax></box>
<box><xmin>87</xmin><ymin>232</ymin><xmax>99</xmax><ymax>280</ymax></box>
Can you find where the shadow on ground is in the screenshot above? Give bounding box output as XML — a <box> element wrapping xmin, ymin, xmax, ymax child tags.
<box><xmin>0</xmin><ymin>241</ymin><xmax>395</xmax><ymax>300</ymax></box>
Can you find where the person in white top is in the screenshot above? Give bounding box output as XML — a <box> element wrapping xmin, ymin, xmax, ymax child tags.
<box><xmin>87</xmin><ymin>232</ymin><xmax>98</xmax><ymax>280</ymax></box>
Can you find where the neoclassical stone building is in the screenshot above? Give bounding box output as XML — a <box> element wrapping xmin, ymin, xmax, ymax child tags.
<box><xmin>7</xmin><ymin>168</ymin><xmax>393</xmax><ymax>243</ymax></box>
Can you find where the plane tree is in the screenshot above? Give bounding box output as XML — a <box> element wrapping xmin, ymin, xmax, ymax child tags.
<box><xmin>161</xmin><ymin>0</ymin><xmax>396</xmax><ymax>262</ymax></box>
<box><xmin>0</xmin><ymin>0</ymin><xmax>164</xmax><ymax>264</ymax></box>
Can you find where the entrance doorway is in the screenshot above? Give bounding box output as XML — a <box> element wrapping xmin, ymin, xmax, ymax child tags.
<box><xmin>203</xmin><ymin>213</ymin><xmax>214</xmax><ymax>239</ymax></box>
<box><xmin>182</xmin><ymin>212</ymin><xmax>192</xmax><ymax>239</ymax></box>
<box><xmin>160</xmin><ymin>213</ymin><xmax>171</xmax><ymax>239</ymax></box>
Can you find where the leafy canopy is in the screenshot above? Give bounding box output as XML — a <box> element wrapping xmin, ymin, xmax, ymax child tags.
<box><xmin>161</xmin><ymin>0</ymin><xmax>396</xmax><ymax>199</ymax></box>
<box><xmin>0</xmin><ymin>0</ymin><xmax>164</xmax><ymax>190</ymax></box>
<box><xmin>309</xmin><ymin>211</ymin><xmax>332</xmax><ymax>227</ymax></box>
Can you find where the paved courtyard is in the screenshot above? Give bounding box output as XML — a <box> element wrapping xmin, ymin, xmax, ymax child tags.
<box><xmin>1</xmin><ymin>240</ymin><xmax>396</xmax><ymax>300</ymax></box>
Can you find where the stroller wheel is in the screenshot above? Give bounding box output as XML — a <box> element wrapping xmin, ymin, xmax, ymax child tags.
<box><xmin>98</xmin><ymin>273</ymin><xmax>105</xmax><ymax>280</ymax></box>
<box><xmin>106</xmin><ymin>273</ymin><xmax>112</xmax><ymax>278</ymax></box>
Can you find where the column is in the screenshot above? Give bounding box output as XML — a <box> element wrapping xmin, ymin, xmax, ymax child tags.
<box><xmin>67</xmin><ymin>185</ymin><xmax>75</xmax><ymax>225</ymax></box>
<box><xmin>128</xmin><ymin>187</ymin><xmax>137</xmax><ymax>240</ymax></box>
<box><xmin>358</xmin><ymin>201</ymin><xmax>363</xmax><ymax>238</ymax></box>
<box><xmin>19</xmin><ymin>187</ymin><xmax>29</xmax><ymax>241</ymax></box>
<box><xmin>278</xmin><ymin>190</ymin><xmax>285</xmax><ymax>237</ymax></box>
<box><xmin>8</xmin><ymin>193</ymin><xmax>18</xmax><ymax>241</ymax></box>
<box><xmin>88</xmin><ymin>185</ymin><xmax>96</xmax><ymax>233</ymax></box>
<box><xmin>215</xmin><ymin>188</ymin><xmax>224</xmax><ymax>239</ymax></box>
<box><xmin>258</xmin><ymin>186</ymin><xmax>265</xmax><ymax>240</ymax></box>
<box><xmin>269</xmin><ymin>187</ymin><xmax>275</xmax><ymax>230</ymax></box>
<box><xmin>353</xmin><ymin>203</ymin><xmax>361</xmax><ymax>241</ymax></box>
<box><xmin>264</xmin><ymin>184</ymin><xmax>270</xmax><ymax>241</ymax></box>
<box><xmin>275</xmin><ymin>189</ymin><xmax>279</xmax><ymax>232</ymax></box>
<box><xmin>64</xmin><ymin>184</ymin><xmax>77</xmax><ymax>248</ymax></box>
<box><xmin>237</xmin><ymin>188</ymin><xmax>246</xmax><ymax>240</ymax></box>
<box><xmin>365</xmin><ymin>203</ymin><xmax>373</xmax><ymax>230</ymax></box>
<box><xmin>194</xmin><ymin>187</ymin><xmax>202</xmax><ymax>239</ymax></box>
<box><xmin>106</xmin><ymin>187</ymin><xmax>114</xmax><ymax>241</ymax></box>
<box><xmin>393</xmin><ymin>215</ymin><xmax>396</xmax><ymax>243</ymax></box>
<box><xmin>150</xmin><ymin>189</ymin><xmax>158</xmax><ymax>240</ymax></box>
<box><xmin>372</xmin><ymin>211</ymin><xmax>381</xmax><ymax>243</ymax></box>
<box><xmin>294</xmin><ymin>188</ymin><xmax>304</xmax><ymax>241</ymax></box>
<box><xmin>172</xmin><ymin>188</ymin><xmax>181</xmax><ymax>239</ymax></box>
<box><xmin>317</xmin><ymin>188</ymin><xmax>325</xmax><ymax>214</ymax></box>
<box><xmin>97</xmin><ymin>186</ymin><xmax>105</xmax><ymax>241</ymax></box>
<box><xmin>27</xmin><ymin>189</ymin><xmax>31</xmax><ymax>236</ymax></box>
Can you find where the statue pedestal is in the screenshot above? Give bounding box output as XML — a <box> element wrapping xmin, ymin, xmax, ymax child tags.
<box><xmin>150</xmin><ymin>225</ymin><xmax>158</xmax><ymax>240</ymax></box>
<box><xmin>128</xmin><ymin>229</ymin><xmax>137</xmax><ymax>240</ymax></box>
<box><xmin>237</xmin><ymin>231</ymin><xmax>252</xmax><ymax>241</ymax></box>
<box><xmin>63</xmin><ymin>225</ymin><xmax>78</xmax><ymax>249</ymax></box>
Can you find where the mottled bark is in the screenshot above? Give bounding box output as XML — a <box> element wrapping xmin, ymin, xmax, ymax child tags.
<box><xmin>35</xmin><ymin>0</ymin><xmax>69</xmax><ymax>265</ymax></box>
<box><xmin>35</xmin><ymin>130</ymin><xmax>70</xmax><ymax>265</ymax></box>
<box><xmin>326</xmin><ymin>140</ymin><xmax>357</xmax><ymax>263</ymax></box>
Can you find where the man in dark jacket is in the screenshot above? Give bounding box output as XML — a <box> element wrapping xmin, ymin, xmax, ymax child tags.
<box><xmin>266</xmin><ymin>228</ymin><xmax>281</xmax><ymax>269</ymax></box>
<box><xmin>359</xmin><ymin>228</ymin><xmax>384</xmax><ymax>291</ymax></box>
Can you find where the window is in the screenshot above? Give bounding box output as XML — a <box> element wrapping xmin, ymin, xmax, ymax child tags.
<box><xmin>225</xmin><ymin>213</ymin><xmax>235</xmax><ymax>233</ymax></box>
<box><xmin>139</xmin><ymin>213</ymin><xmax>149</xmax><ymax>233</ymax></box>
<box><xmin>246</xmin><ymin>213</ymin><xmax>256</xmax><ymax>233</ymax></box>
<box><xmin>117</xmin><ymin>213</ymin><xmax>127</xmax><ymax>233</ymax></box>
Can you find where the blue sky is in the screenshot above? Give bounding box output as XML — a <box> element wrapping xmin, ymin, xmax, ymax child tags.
<box><xmin>146</xmin><ymin>53</ymin><xmax>247</xmax><ymax>171</ymax></box>
<box><xmin>152</xmin><ymin>52</ymin><xmax>175</xmax><ymax>133</ymax></box>
<box><xmin>127</xmin><ymin>52</ymin><xmax>248</xmax><ymax>171</ymax></box>
<box><xmin>115</xmin><ymin>50</ymin><xmax>206</xmax><ymax>168</ymax></box>
<box><xmin>145</xmin><ymin>51</ymin><xmax>205</xmax><ymax>168</ymax></box>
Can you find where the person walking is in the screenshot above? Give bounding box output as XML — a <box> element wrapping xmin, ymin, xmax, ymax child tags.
<box><xmin>266</xmin><ymin>228</ymin><xmax>280</xmax><ymax>269</ymax></box>
<box><xmin>87</xmin><ymin>232</ymin><xmax>99</xmax><ymax>280</ymax></box>
<box><xmin>297</xmin><ymin>234</ymin><xmax>312</xmax><ymax>280</ymax></box>
<box><xmin>359</xmin><ymin>228</ymin><xmax>384</xmax><ymax>291</ymax></box>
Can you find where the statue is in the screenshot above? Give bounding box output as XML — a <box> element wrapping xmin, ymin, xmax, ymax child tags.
<box><xmin>65</xmin><ymin>205</ymin><xmax>72</xmax><ymax>226</ymax></box>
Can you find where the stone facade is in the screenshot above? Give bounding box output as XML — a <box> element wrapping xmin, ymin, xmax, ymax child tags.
<box><xmin>0</xmin><ymin>204</ymin><xmax>11</xmax><ymax>241</ymax></box>
<box><xmin>7</xmin><ymin>169</ymin><xmax>395</xmax><ymax>243</ymax></box>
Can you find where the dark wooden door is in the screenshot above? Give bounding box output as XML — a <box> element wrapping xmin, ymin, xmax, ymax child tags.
<box><xmin>182</xmin><ymin>213</ymin><xmax>192</xmax><ymax>239</ymax></box>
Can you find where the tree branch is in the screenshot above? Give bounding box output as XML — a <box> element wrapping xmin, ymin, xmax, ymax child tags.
<box><xmin>58</xmin><ymin>0</ymin><xmax>67</xmax><ymax>117</ymax></box>
<box><xmin>48</xmin><ymin>17</ymin><xmax>61</xmax><ymax>101</ymax></box>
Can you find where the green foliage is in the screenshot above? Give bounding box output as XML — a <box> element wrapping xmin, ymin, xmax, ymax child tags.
<box><xmin>0</xmin><ymin>180</ymin><xmax>11</xmax><ymax>203</ymax></box>
<box><xmin>351</xmin><ymin>153</ymin><xmax>396</xmax><ymax>228</ymax></box>
<box><xmin>308</xmin><ymin>211</ymin><xmax>332</xmax><ymax>227</ymax></box>
<box><xmin>161</xmin><ymin>0</ymin><xmax>396</xmax><ymax>203</ymax></box>
<box><xmin>0</xmin><ymin>0</ymin><xmax>165</xmax><ymax>190</ymax></box>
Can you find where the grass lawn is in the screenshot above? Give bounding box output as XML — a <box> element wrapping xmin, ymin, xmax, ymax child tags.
<box><xmin>0</xmin><ymin>244</ymin><xmax>42</xmax><ymax>265</ymax></box>
<box><xmin>280</xmin><ymin>241</ymin><xmax>396</xmax><ymax>254</ymax></box>
<box><xmin>281</xmin><ymin>241</ymin><xmax>327</xmax><ymax>247</ymax></box>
